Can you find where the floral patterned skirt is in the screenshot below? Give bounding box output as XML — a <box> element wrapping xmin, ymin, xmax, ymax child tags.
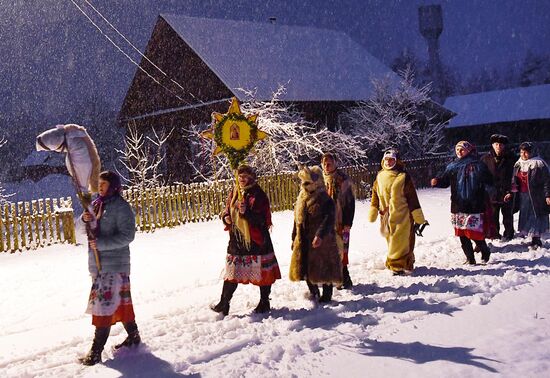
<box><xmin>223</xmin><ymin>252</ymin><xmax>281</xmax><ymax>286</ymax></box>
<box><xmin>86</xmin><ymin>272</ymin><xmax>135</xmax><ymax>327</ymax></box>
<box><xmin>452</xmin><ymin>212</ymin><xmax>485</xmax><ymax>240</ymax></box>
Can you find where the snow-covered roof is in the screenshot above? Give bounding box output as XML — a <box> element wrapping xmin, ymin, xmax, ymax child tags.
<box><xmin>161</xmin><ymin>14</ymin><xmax>400</xmax><ymax>102</ymax></box>
<box><xmin>444</xmin><ymin>84</ymin><xmax>550</xmax><ymax>128</ymax></box>
<box><xmin>22</xmin><ymin>151</ymin><xmax>65</xmax><ymax>167</ymax></box>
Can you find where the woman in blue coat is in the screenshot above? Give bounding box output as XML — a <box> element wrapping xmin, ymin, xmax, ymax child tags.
<box><xmin>431</xmin><ymin>141</ymin><xmax>494</xmax><ymax>265</ymax></box>
<box><xmin>80</xmin><ymin>171</ymin><xmax>140</xmax><ymax>365</ymax></box>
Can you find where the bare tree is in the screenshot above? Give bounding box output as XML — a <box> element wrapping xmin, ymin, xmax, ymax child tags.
<box><xmin>0</xmin><ymin>136</ymin><xmax>13</xmax><ymax>205</ymax></box>
<box><xmin>341</xmin><ymin>67</ymin><xmax>446</xmax><ymax>160</ymax></box>
<box><xmin>184</xmin><ymin>86</ymin><xmax>367</xmax><ymax>181</ymax></box>
<box><xmin>116</xmin><ymin>123</ymin><xmax>173</xmax><ymax>189</ymax></box>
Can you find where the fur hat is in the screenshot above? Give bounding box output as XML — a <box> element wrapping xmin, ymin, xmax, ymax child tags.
<box><xmin>519</xmin><ymin>141</ymin><xmax>534</xmax><ymax>153</ymax></box>
<box><xmin>455</xmin><ymin>140</ymin><xmax>475</xmax><ymax>154</ymax></box>
<box><xmin>297</xmin><ymin>165</ymin><xmax>325</xmax><ymax>192</ymax></box>
<box><xmin>490</xmin><ymin>134</ymin><xmax>509</xmax><ymax>144</ymax></box>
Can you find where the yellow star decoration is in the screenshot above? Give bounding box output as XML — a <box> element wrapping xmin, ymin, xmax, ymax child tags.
<box><xmin>201</xmin><ymin>97</ymin><xmax>268</xmax><ymax>169</ymax></box>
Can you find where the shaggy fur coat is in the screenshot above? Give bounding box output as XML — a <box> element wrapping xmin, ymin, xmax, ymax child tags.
<box><xmin>290</xmin><ymin>166</ymin><xmax>343</xmax><ymax>285</ymax></box>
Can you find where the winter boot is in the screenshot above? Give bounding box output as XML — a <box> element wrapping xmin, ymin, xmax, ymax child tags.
<box><xmin>478</xmin><ymin>241</ymin><xmax>491</xmax><ymax>264</ymax></box>
<box><xmin>79</xmin><ymin>326</ymin><xmax>110</xmax><ymax>366</ymax></box>
<box><xmin>306</xmin><ymin>281</ymin><xmax>320</xmax><ymax>300</ymax></box>
<box><xmin>460</xmin><ymin>237</ymin><xmax>476</xmax><ymax>265</ymax></box>
<box><xmin>531</xmin><ymin>237</ymin><xmax>543</xmax><ymax>249</ymax></box>
<box><xmin>319</xmin><ymin>284</ymin><xmax>333</xmax><ymax>303</ymax></box>
<box><xmin>211</xmin><ymin>281</ymin><xmax>237</xmax><ymax>316</ymax></box>
<box><xmin>114</xmin><ymin>321</ymin><xmax>141</xmax><ymax>350</ymax></box>
<box><xmin>337</xmin><ymin>266</ymin><xmax>353</xmax><ymax>290</ymax></box>
<box><xmin>254</xmin><ymin>285</ymin><xmax>271</xmax><ymax>314</ymax></box>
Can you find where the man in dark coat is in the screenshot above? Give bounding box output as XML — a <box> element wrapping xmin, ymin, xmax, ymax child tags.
<box><xmin>481</xmin><ymin>134</ymin><xmax>516</xmax><ymax>241</ymax></box>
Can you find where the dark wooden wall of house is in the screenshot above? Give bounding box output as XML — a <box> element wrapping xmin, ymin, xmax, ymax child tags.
<box><xmin>445</xmin><ymin>119</ymin><xmax>550</xmax><ymax>146</ymax></box>
<box><xmin>119</xmin><ymin>16</ymin><xmax>233</xmax><ymax>120</ymax></box>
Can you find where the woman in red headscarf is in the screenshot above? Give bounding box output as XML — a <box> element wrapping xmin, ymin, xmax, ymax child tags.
<box><xmin>431</xmin><ymin>141</ymin><xmax>494</xmax><ymax>265</ymax></box>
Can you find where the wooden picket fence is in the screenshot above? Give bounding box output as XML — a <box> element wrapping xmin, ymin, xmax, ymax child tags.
<box><xmin>0</xmin><ymin>157</ymin><xmax>448</xmax><ymax>251</ymax></box>
<box><xmin>123</xmin><ymin>156</ymin><xmax>449</xmax><ymax>232</ymax></box>
<box><xmin>0</xmin><ymin>197</ymin><xmax>76</xmax><ymax>253</ymax></box>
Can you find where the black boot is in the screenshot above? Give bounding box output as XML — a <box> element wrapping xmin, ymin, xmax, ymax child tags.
<box><xmin>460</xmin><ymin>237</ymin><xmax>476</xmax><ymax>265</ymax></box>
<box><xmin>477</xmin><ymin>240</ymin><xmax>491</xmax><ymax>264</ymax></box>
<box><xmin>114</xmin><ymin>321</ymin><xmax>141</xmax><ymax>350</ymax></box>
<box><xmin>306</xmin><ymin>281</ymin><xmax>320</xmax><ymax>299</ymax></box>
<box><xmin>79</xmin><ymin>326</ymin><xmax>110</xmax><ymax>366</ymax></box>
<box><xmin>531</xmin><ymin>237</ymin><xmax>543</xmax><ymax>249</ymax></box>
<box><xmin>319</xmin><ymin>284</ymin><xmax>333</xmax><ymax>303</ymax></box>
<box><xmin>211</xmin><ymin>281</ymin><xmax>237</xmax><ymax>316</ymax></box>
<box><xmin>254</xmin><ymin>285</ymin><xmax>271</xmax><ymax>313</ymax></box>
<box><xmin>342</xmin><ymin>266</ymin><xmax>353</xmax><ymax>289</ymax></box>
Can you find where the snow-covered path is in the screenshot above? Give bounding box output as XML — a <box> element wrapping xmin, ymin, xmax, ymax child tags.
<box><xmin>1</xmin><ymin>188</ymin><xmax>549</xmax><ymax>377</ymax></box>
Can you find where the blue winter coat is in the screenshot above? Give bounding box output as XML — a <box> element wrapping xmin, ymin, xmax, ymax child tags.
<box><xmin>88</xmin><ymin>194</ymin><xmax>136</xmax><ymax>275</ymax></box>
<box><xmin>434</xmin><ymin>154</ymin><xmax>494</xmax><ymax>214</ymax></box>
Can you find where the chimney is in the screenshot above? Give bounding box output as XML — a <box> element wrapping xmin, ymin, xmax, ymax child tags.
<box><xmin>419</xmin><ymin>4</ymin><xmax>444</xmax><ymax>103</ymax></box>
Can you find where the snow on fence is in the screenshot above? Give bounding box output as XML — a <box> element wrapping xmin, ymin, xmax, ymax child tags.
<box><xmin>0</xmin><ymin>197</ymin><xmax>76</xmax><ymax>253</ymax></box>
<box><xmin>123</xmin><ymin>156</ymin><xmax>448</xmax><ymax>232</ymax></box>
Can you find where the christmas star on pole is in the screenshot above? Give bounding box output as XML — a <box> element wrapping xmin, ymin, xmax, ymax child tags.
<box><xmin>201</xmin><ymin>97</ymin><xmax>268</xmax><ymax>169</ymax></box>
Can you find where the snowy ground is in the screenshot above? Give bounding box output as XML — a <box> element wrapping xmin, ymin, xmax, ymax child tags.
<box><xmin>1</xmin><ymin>188</ymin><xmax>550</xmax><ymax>378</ymax></box>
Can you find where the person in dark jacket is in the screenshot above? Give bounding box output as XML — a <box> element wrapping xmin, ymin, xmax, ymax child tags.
<box><xmin>431</xmin><ymin>141</ymin><xmax>494</xmax><ymax>265</ymax></box>
<box><xmin>211</xmin><ymin>165</ymin><xmax>281</xmax><ymax>316</ymax></box>
<box><xmin>80</xmin><ymin>171</ymin><xmax>140</xmax><ymax>366</ymax></box>
<box><xmin>290</xmin><ymin>165</ymin><xmax>343</xmax><ymax>302</ymax></box>
<box><xmin>504</xmin><ymin>142</ymin><xmax>550</xmax><ymax>249</ymax></box>
<box><xmin>321</xmin><ymin>152</ymin><xmax>355</xmax><ymax>289</ymax></box>
<box><xmin>481</xmin><ymin>134</ymin><xmax>516</xmax><ymax>241</ymax></box>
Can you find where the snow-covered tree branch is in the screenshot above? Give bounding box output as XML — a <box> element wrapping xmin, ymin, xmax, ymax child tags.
<box><xmin>341</xmin><ymin>67</ymin><xmax>446</xmax><ymax>160</ymax></box>
<box><xmin>0</xmin><ymin>136</ymin><xmax>13</xmax><ymax>205</ymax></box>
<box><xmin>116</xmin><ymin>123</ymin><xmax>173</xmax><ymax>189</ymax></box>
<box><xmin>183</xmin><ymin>85</ymin><xmax>367</xmax><ymax>181</ymax></box>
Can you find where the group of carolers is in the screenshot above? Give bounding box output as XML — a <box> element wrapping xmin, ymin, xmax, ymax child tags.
<box><xmin>77</xmin><ymin>136</ymin><xmax>549</xmax><ymax>366</ymax></box>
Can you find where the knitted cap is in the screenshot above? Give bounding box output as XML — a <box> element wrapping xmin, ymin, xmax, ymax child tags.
<box><xmin>455</xmin><ymin>140</ymin><xmax>474</xmax><ymax>153</ymax></box>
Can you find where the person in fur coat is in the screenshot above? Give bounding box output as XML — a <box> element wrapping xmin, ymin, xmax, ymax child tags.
<box><xmin>367</xmin><ymin>149</ymin><xmax>427</xmax><ymax>275</ymax></box>
<box><xmin>321</xmin><ymin>152</ymin><xmax>355</xmax><ymax>289</ymax></box>
<box><xmin>431</xmin><ymin>141</ymin><xmax>494</xmax><ymax>265</ymax></box>
<box><xmin>211</xmin><ymin>165</ymin><xmax>281</xmax><ymax>316</ymax></box>
<box><xmin>290</xmin><ymin>165</ymin><xmax>343</xmax><ymax>302</ymax></box>
<box><xmin>504</xmin><ymin>142</ymin><xmax>550</xmax><ymax>249</ymax></box>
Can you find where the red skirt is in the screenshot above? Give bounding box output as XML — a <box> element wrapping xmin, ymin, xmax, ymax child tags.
<box><xmin>86</xmin><ymin>273</ymin><xmax>136</xmax><ymax>327</ymax></box>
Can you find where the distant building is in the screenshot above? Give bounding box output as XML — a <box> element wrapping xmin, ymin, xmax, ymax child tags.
<box><xmin>444</xmin><ymin>84</ymin><xmax>550</xmax><ymax>156</ymax></box>
<box><xmin>119</xmin><ymin>15</ymin><xmax>405</xmax><ymax>182</ymax></box>
<box><xmin>19</xmin><ymin>151</ymin><xmax>67</xmax><ymax>182</ymax></box>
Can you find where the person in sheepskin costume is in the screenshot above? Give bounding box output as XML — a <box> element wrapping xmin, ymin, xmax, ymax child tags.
<box><xmin>504</xmin><ymin>142</ymin><xmax>550</xmax><ymax>249</ymax></box>
<box><xmin>368</xmin><ymin>149</ymin><xmax>427</xmax><ymax>275</ymax></box>
<box><xmin>431</xmin><ymin>141</ymin><xmax>494</xmax><ymax>265</ymax></box>
<box><xmin>211</xmin><ymin>165</ymin><xmax>281</xmax><ymax>316</ymax></box>
<box><xmin>290</xmin><ymin>165</ymin><xmax>342</xmax><ymax>302</ymax></box>
<box><xmin>321</xmin><ymin>152</ymin><xmax>355</xmax><ymax>289</ymax></box>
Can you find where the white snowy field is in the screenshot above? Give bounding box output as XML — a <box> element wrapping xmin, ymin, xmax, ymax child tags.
<box><xmin>1</xmin><ymin>188</ymin><xmax>550</xmax><ymax>378</ymax></box>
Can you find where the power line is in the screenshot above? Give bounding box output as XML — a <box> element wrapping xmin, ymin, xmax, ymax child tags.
<box><xmin>68</xmin><ymin>0</ymin><xmax>215</xmax><ymax>114</ymax></box>
<box><xmin>81</xmin><ymin>0</ymin><xmax>191</xmax><ymax>97</ymax></box>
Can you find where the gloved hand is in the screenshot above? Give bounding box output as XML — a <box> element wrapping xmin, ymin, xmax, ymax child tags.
<box><xmin>413</xmin><ymin>221</ymin><xmax>429</xmax><ymax>237</ymax></box>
